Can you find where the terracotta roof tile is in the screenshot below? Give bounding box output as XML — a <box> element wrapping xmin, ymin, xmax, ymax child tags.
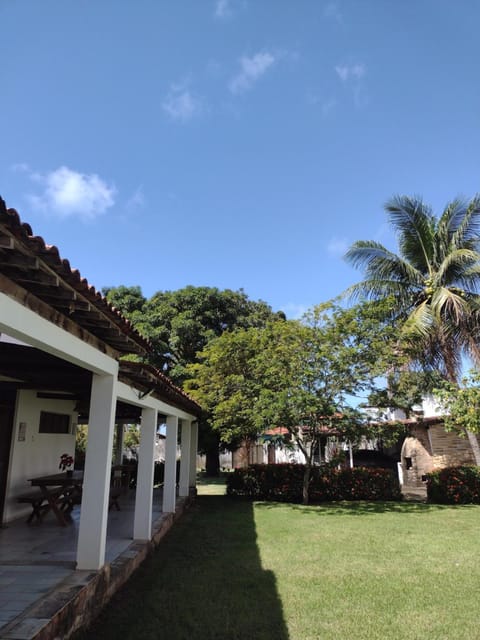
<box><xmin>0</xmin><ymin>196</ymin><xmax>150</xmax><ymax>355</ymax></box>
<box><xmin>119</xmin><ymin>361</ymin><xmax>202</xmax><ymax>417</ymax></box>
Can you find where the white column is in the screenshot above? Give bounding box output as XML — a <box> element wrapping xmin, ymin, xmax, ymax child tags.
<box><xmin>179</xmin><ymin>420</ymin><xmax>191</xmax><ymax>497</ymax></box>
<box><xmin>133</xmin><ymin>408</ymin><xmax>157</xmax><ymax>540</ymax></box>
<box><xmin>189</xmin><ymin>421</ymin><xmax>198</xmax><ymax>490</ymax></box>
<box><xmin>162</xmin><ymin>415</ymin><xmax>178</xmax><ymax>513</ymax></box>
<box><xmin>76</xmin><ymin>372</ymin><xmax>117</xmax><ymax>570</ymax></box>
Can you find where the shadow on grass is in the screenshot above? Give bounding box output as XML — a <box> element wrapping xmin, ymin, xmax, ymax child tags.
<box><xmin>254</xmin><ymin>499</ymin><xmax>479</xmax><ymax>517</ymax></box>
<box><xmin>74</xmin><ymin>495</ymin><xmax>289</xmax><ymax>640</ymax></box>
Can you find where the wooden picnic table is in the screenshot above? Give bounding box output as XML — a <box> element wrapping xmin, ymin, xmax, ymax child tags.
<box><xmin>28</xmin><ymin>471</ymin><xmax>84</xmax><ymax>526</ymax></box>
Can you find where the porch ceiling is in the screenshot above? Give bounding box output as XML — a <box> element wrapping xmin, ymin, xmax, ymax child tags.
<box><xmin>0</xmin><ymin>343</ymin><xmax>201</xmax><ymax>420</ymax></box>
<box><xmin>0</xmin><ymin>342</ymin><xmax>142</xmax><ymax>421</ymax></box>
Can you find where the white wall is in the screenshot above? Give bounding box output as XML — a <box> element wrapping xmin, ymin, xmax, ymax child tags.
<box><xmin>5</xmin><ymin>390</ymin><xmax>77</xmax><ymax>522</ymax></box>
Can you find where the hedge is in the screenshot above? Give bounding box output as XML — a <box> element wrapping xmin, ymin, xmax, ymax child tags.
<box><xmin>226</xmin><ymin>463</ymin><xmax>401</xmax><ymax>503</ymax></box>
<box><xmin>426</xmin><ymin>465</ymin><xmax>480</xmax><ymax>504</ymax></box>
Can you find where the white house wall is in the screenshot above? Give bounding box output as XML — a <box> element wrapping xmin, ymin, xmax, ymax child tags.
<box><xmin>5</xmin><ymin>390</ymin><xmax>77</xmax><ymax>523</ymax></box>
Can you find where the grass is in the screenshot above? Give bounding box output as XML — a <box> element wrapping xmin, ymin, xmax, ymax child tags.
<box><xmin>73</xmin><ymin>489</ymin><xmax>480</xmax><ymax>640</ymax></box>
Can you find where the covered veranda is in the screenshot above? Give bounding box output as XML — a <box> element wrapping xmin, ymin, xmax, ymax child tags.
<box><xmin>0</xmin><ymin>198</ymin><xmax>202</xmax><ymax>638</ymax></box>
<box><xmin>0</xmin><ymin>487</ymin><xmax>191</xmax><ymax>638</ymax></box>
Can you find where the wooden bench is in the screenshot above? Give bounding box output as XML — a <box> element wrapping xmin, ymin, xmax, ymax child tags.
<box><xmin>16</xmin><ymin>487</ymin><xmax>63</xmax><ymax>523</ymax></box>
<box><xmin>59</xmin><ymin>485</ymin><xmax>82</xmax><ymax>513</ymax></box>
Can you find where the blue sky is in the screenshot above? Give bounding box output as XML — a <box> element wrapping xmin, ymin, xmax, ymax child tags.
<box><xmin>1</xmin><ymin>1</ymin><xmax>480</xmax><ymax>318</ymax></box>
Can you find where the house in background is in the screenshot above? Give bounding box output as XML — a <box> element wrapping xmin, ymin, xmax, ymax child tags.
<box><xmin>0</xmin><ymin>197</ymin><xmax>201</xmax><ymax>571</ymax></box>
<box><xmin>231</xmin><ymin>395</ymin><xmax>480</xmax><ymax>495</ymax></box>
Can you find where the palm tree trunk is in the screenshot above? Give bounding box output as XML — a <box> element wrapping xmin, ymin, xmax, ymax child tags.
<box><xmin>446</xmin><ymin>368</ymin><xmax>480</xmax><ymax>466</ymax></box>
<box><xmin>465</xmin><ymin>429</ymin><xmax>480</xmax><ymax>465</ymax></box>
<box><xmin>302</xmin><ymin>464</ymin><xmax>311</xmax><ymax>505</ymax></box>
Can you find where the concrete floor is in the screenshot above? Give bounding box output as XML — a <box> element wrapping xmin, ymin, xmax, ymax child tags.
<box><xmin>0</xmin><ymin>487</ymin><xmax>168</xmax><ymax>638</ymax></box>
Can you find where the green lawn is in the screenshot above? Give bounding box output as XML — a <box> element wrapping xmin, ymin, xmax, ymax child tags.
<box><xmin>74</xmin><ymin>487</ymin><xmax>480</xmax><ymax>640</ymax></box>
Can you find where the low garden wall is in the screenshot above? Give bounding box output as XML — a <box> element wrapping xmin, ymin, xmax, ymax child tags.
<box><xmin>226</xmin><ymin>463</ymin><xmax>401</xmax><ymax>503</ymax></box>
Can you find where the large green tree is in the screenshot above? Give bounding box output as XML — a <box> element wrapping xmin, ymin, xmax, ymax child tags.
<box><xmin>345</xmin><ymin>195</ymin><xmax>480</xmax><ymax>462</ymax></box>
<box><xmin>103</xmin><ymin>284</ymin><xmax>283</xmax><ymax>474</ymax></box>
<box><xmin>186</xmin><ymin>301</ymin><xmax>402</xmax><ymax>503</ymax></box>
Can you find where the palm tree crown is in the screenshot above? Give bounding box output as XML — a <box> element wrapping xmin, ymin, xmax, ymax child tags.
<box><xmin>345</xmin><ymin>195</ymin><xmax>480</xmax><ymax>382</ymax></box>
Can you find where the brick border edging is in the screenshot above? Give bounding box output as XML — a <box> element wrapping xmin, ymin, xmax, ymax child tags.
<box><xmin>1</xmin><ymin>497</ymin><xmax>193</xmax><ymax>640</ymax></box>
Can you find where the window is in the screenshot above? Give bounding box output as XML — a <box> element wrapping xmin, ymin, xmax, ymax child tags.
<box><xmin>39</xmin><ymin>411</ymin><xmax>70</xmax><ymax>434</ymax></box>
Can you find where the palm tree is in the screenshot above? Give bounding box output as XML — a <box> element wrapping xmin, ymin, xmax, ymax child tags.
<box><xmin>345</xmin><ymin>194</ymin><xmax>480</xmax><ymax>463</ymax></box>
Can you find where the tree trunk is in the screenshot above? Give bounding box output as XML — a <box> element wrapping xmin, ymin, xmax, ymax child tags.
<box><xmin>465</xmin><ymin>429</ymin><xmax>480</xmax><ymax>465</ymax></box>
<box><xmin>302</xmin><ymin>464</ymin><xmax>311</xmax><ymax>505</ymax></box>
<box><xmin>205</xmin><ymin>445</ymin><xmax>220</xmax><ymax>477</ymax></box>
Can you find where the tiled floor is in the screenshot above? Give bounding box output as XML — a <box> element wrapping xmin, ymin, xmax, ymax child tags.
<box><xmin>0</xmin><ymin>488</ymin><xmax>165</xmax><ymax>636</ymax></box>
<box><xmin>0</xmin><ymin>565</ymin><xmax>72</xmax><ymax>630</ymax></box>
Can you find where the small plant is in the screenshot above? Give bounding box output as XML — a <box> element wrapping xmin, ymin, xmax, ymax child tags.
<box><xmin>59</xmin><ymin>453</ymin><xmax>74</xmax><ymax>471</ymax></box>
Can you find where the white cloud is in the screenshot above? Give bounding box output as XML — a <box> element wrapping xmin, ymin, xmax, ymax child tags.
<box><xmin>321</xmin><ymin>98</ymin><xmax>337</xmax><ymax>117</ymax></box>
<box><xmin>214</xmin><ymin>0</ymin><xmax>232</xmax><ymax>19</ymax></box>
<box><xmin>162</xmin><ymin>82</ymin><xmax>203</xmax><ymax>122</ymax></box>
<box><xmin>335</xmin><ymin>63</ymin><xmax>369</xmax><ymax>108</ymax></box>
<box><xmin>11</xmin><ymin>162</ymin><xmax>30</xmax><ymax>173</ymax></box>
<box><xmin>125</xmin><ymin>186</ymin><xmax>145</xmax><ymax>211</ymax></box>
<box><xmin>335</xmin><ymin>63</ymin><xmax>366</xmax><ymax>82</ymax></box>
<box><xmin>324</xmin><ymin>2</ymin><xmax>343</xmax><ymax>23</ymax></box>
<box><xmin>307</xmin><ymin>91</ymin><xmax>337</xmax><ymax>117</ymax></box>
<box><xmin>229</xmin><ymin>51</ymin><xmax>276</xmax><ymax>94</ymax></box>
<box><xmin>28</xmin><ymin>166</ymin><xmax>116</xmax><ymax>220</ymax></box>
<box><xmin>327</xmin><ymin>236</ymin><xmax>349</xmax><ymax>257</ymax></box>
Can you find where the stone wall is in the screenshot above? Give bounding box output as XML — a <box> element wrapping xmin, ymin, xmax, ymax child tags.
<box><xmin>401</xmin><ymin>421</ymin><xmax>480</xmax><ymax>488</ymax></box>
<box><xmin>429</xmin><ymin>424</ymin><xmax>476</xmax><ymax>468</ymax></box>
<box><xmin>401</xmin><ymin>426</ymin><xmax>433</xmax><ymax>487</ymax></box>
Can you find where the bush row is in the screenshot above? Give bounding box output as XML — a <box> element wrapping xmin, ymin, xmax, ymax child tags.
<box><xmin>226</xmin><ymin>464</ymin><xmax>401</xmax><ymax>503</ymax></box>
<box><xmin>426</xmin><ymin>465</ymin><xmax>480</xmax><ymax>504</ymax></box>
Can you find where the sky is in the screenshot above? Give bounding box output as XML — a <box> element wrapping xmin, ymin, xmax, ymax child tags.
<box><xmin>1</xmin><ymin>0</ymin><xmax>480</xmax><ymax>318</ymax></box>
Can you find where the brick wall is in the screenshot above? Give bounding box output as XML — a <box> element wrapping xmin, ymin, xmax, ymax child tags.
<box><xmin>401</xmin><ymin>427</ymin><xmax>433</xmax><ymax>487</ymax></box>
<box><xmin>401</xmin><ymin>422</ymin><xmax>480</xmax><ymax>487</ymax></box>
<box><xmin>429</xmin><ymin>424</ymin><xmax>476</xmax><ymax>467</ymax></box>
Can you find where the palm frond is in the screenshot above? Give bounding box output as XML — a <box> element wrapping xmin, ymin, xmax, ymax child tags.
<box><xmin>401</xmin><ymin>301</ymin><xmax>434</xmax><ymax>339</ymax></box>
<box><xmin>345</xmin><ymin>241</ymin><xmax>423</xmax><ymax>284</ymax></box>
<box><xmin>448</xmin><ymin>195</ymin><xmax>480</xmax><ymax>249</ymax></box>
<box><xmin>345</xmin><ymin>279</ymin><xmax>419</xmax><ymax>305</ymax></box>
<box><xmin>385</xmin><ymin>195</ymin><xmax>435</xmax><ymax>272</ymax></box>
<box><xmin>436</xmin><ymin>248</ymin><xmax>480</xmax><ymax>286</ymax></box>
<box><xmin>431</xmin><ymin>287</ymin><xmax>469</xmax><ymax>325</ymax></box>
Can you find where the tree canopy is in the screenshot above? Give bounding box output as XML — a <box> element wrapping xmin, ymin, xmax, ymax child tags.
<box><xmin>103</xmin><ymin>284</ymin><xmax>284</xmax><ymax>474</ymax></box>
<box><xmin>185</xmin><ymin>300</ymin><xmax>404</xmax><ymax>502</ymax></box>
<box><xmin>345</xmin><ymin>195</ymin><xmax>480</xmax><ymax>381</ymax></box>
<box><xmin>103</xmin><ymin>284</ymin><xmax>283</xmax><ymax>384</ymax></box>
<box><xmin>345</xmin><ymin>194</ymin><xmax>480</xmax><ymax>463</ymax></box>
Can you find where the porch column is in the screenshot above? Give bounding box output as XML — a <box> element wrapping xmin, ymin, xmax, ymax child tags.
<box><xmin>76</xmin><ymin>372</ymin><xmax>117</xmax><ymax>570</ymax></box>
<box><xmin>134</xmin><ymin>408</ymin><xmax>157</xmax><ymax>540</ymax></box>
<box><xmin>162</xmin><ymin>415</ymin><xmax>178</xmax><ymax>513</ymax></box>
<box><xmin>114</xmin><ymin>423</ymin><xmax>124</xmax><ymax>465</ymax></box>
<box><xmin>179</xmin><ymin>420</ymin><xmax>191</xmax><ymax>497</ymax></box>
<box><xmin>189</xmin><ymin>421</ymin><xmax>198</xmax><ymax>490</ymax></box>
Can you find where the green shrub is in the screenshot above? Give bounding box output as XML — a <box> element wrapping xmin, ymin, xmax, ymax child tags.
<box><xmin>426</xmin><ymin>465</ymin><xmax>480</xmax><ymax>504</ymax></box>
<box><xmin>226</xmin><ymin>464</ymin><xmax>401</xmax><ymax>502</ymax></box>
